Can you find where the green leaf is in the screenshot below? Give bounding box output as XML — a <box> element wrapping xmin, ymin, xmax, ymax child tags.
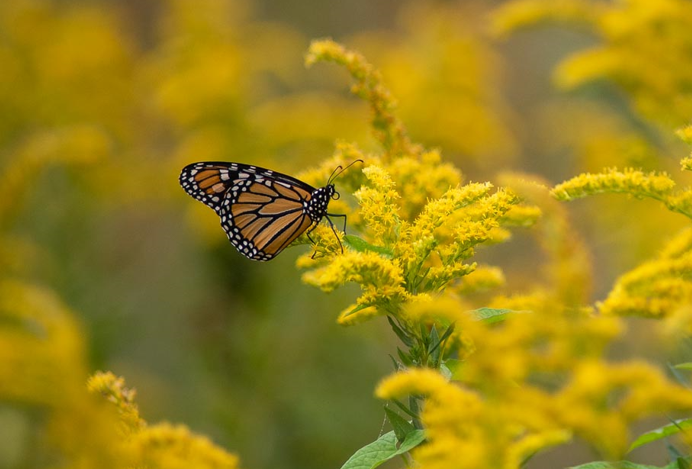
<box><xmin>388</xmin><ymin>354</ymin><xmax>401</xmax><ymax>372</ymax></box>
<box><xmin>420</xmin><ymin>322</ymin><xmax>429</xmax><ymax>346</ymax></box>
<box><xmin>344</xmin><ymin>235</ymin><xmax>393</xmax><ymax>257</ymax></box>
<box><xmin>429</xmin><ymin>323</ymin><xmax>439</xmax><ymax>346</ymax></box>
<box><xmin>443</xmin><ymin>358</ymin><xmax>461</xmax><ymax>379</ymax></box>
<box><xmin>340</xmin><ymin>429</ymin><xmax>425</xmax><ymax>469</ymax></box>
<box><xmin>396</xmin><ymin>429</ymin><xmax>425</xmax><ymax>454</ymax></box>
<box><xmin>628</xmin><ymin>419</ymin><xmax>692</xmax><ymax>452</ymax></box>
<box><xmin>384</xmin><ymin>407</ymin><xmax>414</xmax><ymax>442</ymax></box>
<box><xmin>569</xmin><ymin>459</ymin><xmax>692</xmax><ymax>469</ymax></box>
<box><xmin>387</xmin><ymin>316</ymin><xmax>414</xmax><ymax>347</ymax></box>
<box><xmin>340</xmin><ymin>432</ymin><xmax>397</xmax><ymax>469</ymax></box>
<box><xmin>469</xmin><ymin>307</ymin><xmax>526</xmax><ymax>324</ymax></box>
<box><xmin>439</xmin><ymin>362</ymin><xmax>453</xmax><ymax>380</ymax></box>
<box><xmin>673</xmin><ymin>363</ymin><xmax>692</xmax><ymax>370</ymax></box>
<box><xmin>428</xmin><ymin>324</ymin><xmax>440</xmax><ymax>363</ymax></box>
<box><xmin>409</xmin><ymin>396</ymin><xmax>422</xmax><ymax>429</ymax></box>
<box><xmin>429</xmin><ymin>323</ymin><xmax>455</xmax><ymax>356</ymax></box>
<box><xmin>666</xmin><ymin>441</ymin><xmax>685</xmax><ymax>461</ymax></box>
<box><xmin>390</xmin><ymin>399</ymin><xmax>419</xmax><ymax>420</ymax></box>
<box><xmin>569</xmin><ymin>462</ymin><xmax>668</xmax><ymax>469</ymax></box>
<box><xmin>396</xmin><ymin>347</ymin><xmax>413</xmax><ymax>367</ymax></box>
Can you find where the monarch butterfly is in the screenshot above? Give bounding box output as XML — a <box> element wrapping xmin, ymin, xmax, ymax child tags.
<box><xmin>179</xmin><ymin>161</ymin><xmax>361</xmax><ymax>261</ymax></box>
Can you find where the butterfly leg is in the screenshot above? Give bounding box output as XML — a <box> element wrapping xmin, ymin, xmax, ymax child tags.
<box><xmin>325</xmin><ymin>215</ymin><xmax>345</xmax><ymax>254</ymax></box>
<box><xmin>306</xmin><ymin>223</ymin><xmax>317</xmax><ymax>244</ymax></box>
<box><xmin>326</xmin><ymin>213</ymin><xmax>347</xmax><ymax>234</ymax></box>
<box><xmin>305</xmin><ymin>223</ymin><xmax>321</xmax><ymax>259</ymax></box>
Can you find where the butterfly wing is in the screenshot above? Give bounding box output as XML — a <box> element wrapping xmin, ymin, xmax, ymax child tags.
<box><xmin>179</xmin><ymin>162</ymin><xmax>317</xmax><ymax>260</ymax></box>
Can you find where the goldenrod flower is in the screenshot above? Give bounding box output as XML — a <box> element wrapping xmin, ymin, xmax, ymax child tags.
<box><xmin>303</xmin><ymin>251</ymin><xmax>410</xmax><ymax>318</ymax></box>
<box><xmin>302</xmin><ymin>39</ymin><xmax>692</xmax><ymax>468</ymax></box>
<box><xmin>376</xmin><ymin>368</ymin><xmax>569</xmax><ymax>469</ymax></box>
<box><xmin>306</xmin><ymin>39</ymin><xmax>415</xmax><ymax>157</ymax></box>
<box><xmin>129</xmin><ymin>423</ymin><xmax>240</xmax><ymax>469</ymax></box>
<box><xmin>600</xmin><ymin>228</ymin><xmax>692</xmax><ymax>317</ymax></box>
<box><xmin>681</xmin><ymin>157</ymin><xmax>692</xmax><ymax>172</ymax></box>
<box><xmin>297</xmin><ymin>51</ymin><xmax>523</xmax><ymax>318</ymax></box>
<box><xmin>491</xmin><ymin>0</ymin><xmax>597</xmax><ymax>37</ymax></box>
<box><xmin>0</xmin><ymin>279</ymin><xmax>87</xmax><ymax>406</ymax></box>
<box><xmin>554</xmin><ymin>360</ymin><xmax>692</xmax><ymax>457</ymax></box>
<box><xmin>551</xmin><ymin>166</ymin><xmax>692</xmax><ymax>220</ymax></box>
<box><xmin>376</xmin><ymin>294</ymin><xmax>692</xmax><ymax>464</ymax></box>
<box><xmin>455</xmin><ymin>265</ymin><xmax>505</xmax><ymax>294</ymax></box>
<box><xmin>677</xmin><ymin>125</ymin><xmax>692</xmax><ymax>145</ymax></box>
<box><xmin>87</xmin><ymin>372</ymin><xmax>143</xmax><ymax>433</ymax></box>
<box><xmin>355</xmin><ymin>165</ymin><xmax>401</xmax><ymax>245</ymax></box>
<box><xmin>88</xmin><ymin>372</ymin><xmax>242</xmax><ymax>469</ymax></box>
<box><xmin>352</xmin><ymin>2</ymin><xmax>518</xmax><ymax>165</ymax></box>
<box><xmin>551</xmin><ymin>168</ymin><xmax>676</xmax><ymax>202</ymax></box>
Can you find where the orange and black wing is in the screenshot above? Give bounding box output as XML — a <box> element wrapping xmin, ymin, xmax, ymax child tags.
<box><xmin>179</xmin><ymin>162</ymin><xmax>317</xmax><ymax>261</ymax></box>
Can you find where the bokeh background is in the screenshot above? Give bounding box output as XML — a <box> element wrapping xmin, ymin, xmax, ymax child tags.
<box><xmin>2</xmin><ymin>0</ymin><xmax>691</xmax><ymax>468</ymax></box>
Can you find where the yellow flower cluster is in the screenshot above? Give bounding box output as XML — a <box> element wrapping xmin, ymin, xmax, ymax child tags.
<box><xmin>455</xmin><ymin>266</ymin><xmax>506</xmax><ymax>295</ymax></box>
<box><xmin>0</xmin><ymin>280</ymin><xmax>116</xmax><ymax>466</ymax></box>
<box><xmin>552</xmin><ymin>167</ymin><xmax>676</xmax><ymax>202</ymax></box>
<box><xmin>298</xmin><ymin>148</ymin><xmax>522</xmax><ymax>325</ymax></box>
<box><xmin>493</xmin><ymin>0</ymin><xmax>692</xmax><ymax>126</ymax></box>
<box><xmin>350</xmin><ymin>2</ymin><xmax>518</xmax><ymax>166</ymax></box>
<box><xmin>299</xmin><ymin>42</ymin><xmax>534</xmax><ymax>329</ymax></box>
<box><xmin>0</xmin><ymin>277</ymin><xmax>243</xmax><ymax>468</ymax></box>
<box><xmin>492</xmin><ymin>0</ymin><xmax>595</xmax><ymax>36</ymax></box>
<box><xmin>87</xmin><ymin>372</ymin><xmax>143</xmax><ymax>434</ymax></box>
<box><xmin>377</xmin><ymin>367</ymin><xmax>571</xmax><ymax>469</ymax></box>
<box><xmin>300</xmin><ymin>39</ymin><xmax>692</xmax><ymax>468</ymax></box>
<box><xmin>552</xmin><ymin>166</ymin><xmax>692</xmax><ymax>219</ymax></box>
<box><xmin>677</xmin><ymin>125</ymin><xmax>692</xmax><ymax>171</ymax></box>
<box><xmin>88</xmin><ymin>372</ymin><xmax>241</xmax><ymax>469</ymax></box>
<box><xmin>600</xmin><ymin>228</ymin><xmax>692</xmax><ymax>318</ymax></box>
<box><xmin>306</xmin><ymin>39</ymin><xmax>416</xmax><ymax>157</ymax></box>
<box><xmin>0</xmin><ymin>279</ymin><xmax>88</xmax><ymax>408</ymax></box>
<box><xmin>547</xmin><ymin>127</ymin><xmax>692</xmax><ymax>321</ymax></box>
<box><xmin>378</xmin><ymin>296</ymin><xmax>692</xmax><ymax>467</ymax></box>
<box><xmin>355</xmin><ymin>166</ymin><xmax>401</xmax><ymax>244</ymax></box>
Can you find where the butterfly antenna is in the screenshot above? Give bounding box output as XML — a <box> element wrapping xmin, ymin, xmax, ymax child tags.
<box><xmin>328</xmin><ymin>159</ymin><xmax>364</xmax><ymax>184</ymax></box>
<box><xmin>327</xmin><ymin>165</ymin><xmax>343</xmax><ymax>185</ymax></box>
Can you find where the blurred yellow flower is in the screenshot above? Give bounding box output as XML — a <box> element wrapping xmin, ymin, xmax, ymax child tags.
<box><xmin>352</xmin><ymin>2</ymin><xmax>519</xmax><ymax>167</ymax></box>
<box><xmin>493</xmin><ymin>0</ymin><xmax>692</xmax><ymax>126</ymax></box>
<box><xmin>552</xmin><ymin>167</ymin><xmax>677</xmax><ymax>202</ymax></box>
<box><xmin>600</xmin><ymin>228</ymin><xmax>692</xmax><ymax>317</ymax></box>
<box><xmin>377</xmin><ymin>294</ymin><xmax>692</xmax><ymax>465</ymax></box>
<box><xmin>89</xmin><ymin>372</ymin><xmax>241</xmax><ymax>469</ymax></box>
<box><xmin>0</xmin><ymin>279</ymin><xmax>245</xmax><ymax>468</ymax></box>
